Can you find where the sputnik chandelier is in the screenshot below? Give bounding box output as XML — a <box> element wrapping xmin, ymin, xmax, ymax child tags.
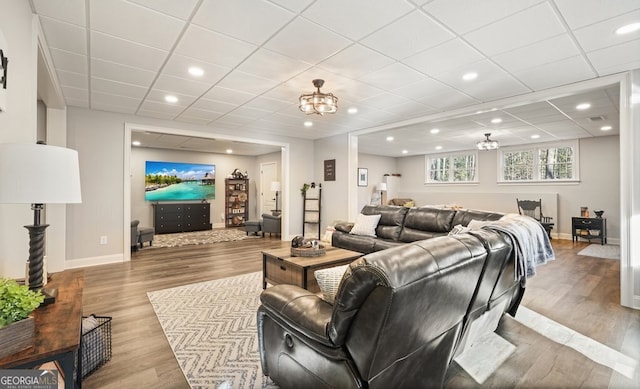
<box><xmin>299</xmin><ymin>79</ymin><xmax>338</xmax><ymax>115</ymax></box>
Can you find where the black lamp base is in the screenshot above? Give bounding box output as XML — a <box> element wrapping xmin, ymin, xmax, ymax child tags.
<box><xmin>41</xmin><ymin>287</ymin><xmax>58</xmax><ymax>306</ymax></box>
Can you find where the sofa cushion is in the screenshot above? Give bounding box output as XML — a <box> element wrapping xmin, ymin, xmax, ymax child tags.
<box><xmin>332</xmin><ymin>232</ymin><xmax>376</xmax><ymax>253</ymax></box>
<box><xmin>350</xmin><ymin>213</ymin><xmax>381</xmax><ymax>237</ymax></box>
<box><xmin>373</xmin><ymin>239</ymin><xmax>405</xmax><ymax>252</ymax></box>
<box><xmin>361</xmin><ymin>205</ymin><xmax>408</xmax><ymax>241</ymax></box>
<box><xmin>398</xmin><ymin>207</ymin><xmax>456</xmax><ymax>242</ymax></box>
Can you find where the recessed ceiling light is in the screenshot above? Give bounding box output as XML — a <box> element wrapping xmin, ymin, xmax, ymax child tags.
<box><xmin>348</xmin><ymin>107</ymin><xmax>358</xmax><ymax>114</ymax></box>
<box><xmin>430</xmin><ymin>128</ymin><xmax>440</xmax><ymax>134</ymax></box>
<box><xmin>165</xmin><ymin>95</ymin><xmax>178</xmax><ymax>103</ymax></box>
<box><xmin>615</xmin><ymin>22</ymin><xmax>640</xmax><ymax>35</ymax></box>
<box><xmin>402</xmin><ymin>149</ymin><xmax>408</xmax><ymax>154</ymax></box>
<box><xmin>435</xmin><ymin>145</ymin><xmax>443</xmax><ymax>150</ymax></box>
<box><xmin>386</xmin><ymin>136</ymin><xmax>394</xmax><ymax>141</ymax></box>
<box><xmin>188</xmin><ymin>66</ymin><xmax>204</xmax><ymax>77</ymax></box>
<box><xmin>226</xmin><ymin>149</ymin><xmax>233</xmax><ymax>154</ymax></box>
<box><xmin>491</xmin><ymin>118</ymin><xmax>502</xmax><ymax>124</ymax></box>
<box><xmin>531</xmin><ymin>134</ymin><xmax>540</xmax><ymax>139</ymax></box>
<box><xmin>462</xmin><ymin>72</ymin><xmax>478</xmax><ymax>81</ymax></box>
<box><xmin>304</xmin><ymin>121</ymin><xmax>313</xmax><ymax>128</ymax></box>
<box><xmin>132</xmin><ymin>140</ymin><xmax>141</xmax><ymax>146</ymax></box>
<box><xmin>576</xmin><ymin>103</ymin><xmax>591</xmax><ymax>110</ymax></box>
<box><xmin>601</xmin><ymin>125</ymin><xmax>613</xmax><ymax>131</ymax></box>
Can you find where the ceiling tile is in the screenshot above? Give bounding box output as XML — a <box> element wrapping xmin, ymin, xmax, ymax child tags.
<box><xmin>91</xmin><ymin>31</ymin><xmax>168</xmax><ymax>72</ymax></box>
<box><xmin>91</xmin><ymin>91</ymin><xmax>140</xmax><ymax>110</ymax></box>
<box><xmin>91</xmin><ymin>101</ymin><xmax>137</xmax><ymax>115</ymax></box>
<box><xmin>264</xmin><ymin>18</ymin><xmax>352</xmax><ymax>63</ymax></box>
<box><xmin>153</xmin><ymin>74</ymin><xmax>212</xmax><ymax>97</ymax></box>
<box><xmin>243</xmin><ymin>96</ymin><xmax>291</xmax><ymax>112</ymax></box>
<box><xmin>49</xmin><ymin>48</ymin><xmax>87</xmax><ymax>74</ymax></box>
<box><xmin>361</xmin><ymin>11</ymin><xmax>454</xmax><ymax>60</ymax></box>
<box><xmin>423</xmin><ymin>0</ymin><xmax>542</xmax><ymax>35</ymax></box>
<box><xmin>90</xmin><ymin>0</ymin><xmax>185</xmax><ymax>50</ymax></box>
<box><xmin>573</xmin><ymin>9</ymin><xmax>640</xmax><ymax>52</ymax></box>
<box><xmin>231</xmin><ymin>106</ymin><xmax>272</xmax><ymax>120</ymax></box>
<box><xmin>402</xmin><ymin>38</ymin><xmax>484</xmax><ymax>77</ymax></box>
<box><xmin>193</xmin><ymin>0</ymin><xmax>295</xmax><ymax>45</ymax></box>
<box><xmin>91</xmin><ymin>77</ymin><xmax>147</xmax><ymax>99</ymax></box>
<box><xmin>139</xmin><ymin>100</ymin><xmax>185</xmax><ymax>115</ymax></box>
<box><xmin>162</xmin><ymin>54</ymin><xmax>230</xmax><ymax>84</ymax></box>
<box><xmin>137</xmin><ymin>109</ymin><xmax>177</xmax><ymax>120</ymax></box>
<box><xmin>269</xmin><ymin>0</ymin><xmax>314</xmax><ymax>13</ymax></box>
<box><xmin>492</xmin><ymin>34</ymin><xmax>581</xmax><ymax>73</ymax></box>
<box><xmin>175</xmin><ymin>25</ymin><xmax>257</xmax><ymax>68</ymax></box>
<box><xmin>56</xmin><ymin>69</ymin><xmax>88</xmax><ymax>89</ymax></box>
<box><xmin>192</xmin><ymin>98</ymin><xmax>237</xmax><ymax>114</ymax></box>
<box><xmin>91</xmin><ymin>58</ymin><xmax>156</xmax><ymax>87</ymax></box>
<box><xmin>127</xmin><ymin>0</ymin><xmax>201</xmax><ymax>20</ymax></box>
<box><xmin>303</xmin><ymin>0</ymin><xmax>415</xmax><ymax>40</ymax></box>
<box><xmin>511</xmin><ymin>55</ymin><xmax>596</xmax><ymax>90</ymax></box>
<box><xmin>177</xmin><ymin>107</ymin><xmax>223</xmax><ymax>122</ymax></box>
<box><xmin>39</xmin><ymin>17</ymin><xmax>87</xmax><ymax>55</ymax></box>
<box><xmin>318</xmin><ymin>44</ymin><xmax>395</xmax><ymax>79</ymax></box>
<box><xmin>62</xmin><ymin>86</ymin><xmax>88</xmax><ymax>102</ymax></box>
<box><xmin>553</xmin><ymin>0</ymin><xmax>640</xmax><ymax>29</ymax></box>
<box><xmin>216</xmin><ymin>70</ymin><xmax>280</xmax><ymax>95</ymax></box>
<box><xmin>587</xmin><ymin>39</ymin><xmax>640</xmax><ymax>76</ymax></box>
<box><xmin>237</xmin><ymin>49</ymin><xmax>312</xmax><ymax>82</ymax></box>
<box><xmin>145</xmin><ymin>89</ymin><xmax>196</xmax><ymax>107</ymax></box>
<box><xmin>202</xmin><ymin>86</ymin><xmax>254</xmax><ymax>105</ymax></box>
<box><xmin>359</xmin><ymin>63</ymin><xmax>427</xmax><ymax>90</ymax></box>
<box><xmin>32</xmin><ymin>0</ymin><xmax>86</xmax><ymax>27</ymax></box>
<box><xmin>463</xmin><ymin>3</ymin><xmax>566</xmax><ymax>56</ymax></box>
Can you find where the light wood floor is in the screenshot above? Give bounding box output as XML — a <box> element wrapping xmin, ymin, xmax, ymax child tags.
<box><xmin>80</xmin><ymin>236</ymin><xmax>639</xmax><ymax>388</ymax></box>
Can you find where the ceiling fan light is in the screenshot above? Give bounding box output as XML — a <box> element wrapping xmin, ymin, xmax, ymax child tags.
<box><xmin>477</xmin><ymin>133</ymin><xmax>499</xmax><ymax>150</ymax></box>
<box><xmin>299</xmin><ymin>79</ymin><xmax>338</xmax><ymax>115</ymax></box>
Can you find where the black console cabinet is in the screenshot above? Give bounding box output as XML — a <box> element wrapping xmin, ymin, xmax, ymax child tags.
<box><xmin>153</xmin><ymin>203</ymin><xmax>212</xmax><ymax>234</ymax></box>
<box><xmin>572</xmin><ymin>217</ymin><xmax>607</xmax><ymax>245</ymax></box>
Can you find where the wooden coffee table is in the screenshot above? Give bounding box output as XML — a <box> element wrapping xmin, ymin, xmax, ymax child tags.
<box><xmin>262</xmin><ymin>246</ymin><xmax>362</xmax><ymax>293</ymax></box>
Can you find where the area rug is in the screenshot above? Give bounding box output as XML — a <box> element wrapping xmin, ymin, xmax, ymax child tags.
<box><xmin>148</xmin><ymin>272</ymin><xmax>520</xmax><ymax>388</ymax></box>
<box><xmin>577</xmin><ymin>244</ymin><xmax>620</xmax><ymax>260</ymax></box>
<box><xmin>151</xmin><ymin>228</ymin><xmax>259</xmax><ymax>248</ymax></box>
<box><xmin>147</xmin><ymin>272</ymin><xmax>276</xmax><ymax>389</ymax></box>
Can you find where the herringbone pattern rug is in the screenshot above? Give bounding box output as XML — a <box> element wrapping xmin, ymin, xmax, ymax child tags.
<box><xmin>147</xmin><ymin>272</ymin><xmax>277</xmax><ymax>389</ymax></box>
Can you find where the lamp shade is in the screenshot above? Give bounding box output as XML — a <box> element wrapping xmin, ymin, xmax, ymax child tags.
<box><xmin>0</xmin><ymin>143</ymin><xmax>82</xmax><ymax>204</ymax></box>
<box><xmin>378</xmin><ymin>182</ymin><xmax>387</xmax><ymax>191</ymax></box>
<box><xmin>270</xmin><ymin>181</ymin><xmax>281</xmax><ymax>192</ymax></box>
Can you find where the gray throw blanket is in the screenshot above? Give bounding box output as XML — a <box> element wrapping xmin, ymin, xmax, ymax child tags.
<box><xmin>481</xmin><ymin>214</ymin><xmax>555</xmax><ymax>281</ymax></box>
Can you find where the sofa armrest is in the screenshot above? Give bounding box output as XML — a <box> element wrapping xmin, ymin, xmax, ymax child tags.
<box><xmin>260</xmin><ymin>284</ymin><xmax>334</xmax><ymax>345</ymax></box>
<box><xmin>334</xmin><ymin>222</ymin><xmax>354</xmax><ymax>233</ymax></box>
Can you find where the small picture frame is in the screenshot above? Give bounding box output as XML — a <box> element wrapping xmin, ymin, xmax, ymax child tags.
<box><xmin>357</xmin><ymin>168</ymin><xmax>368</xmax><ymax>187</ymax></box>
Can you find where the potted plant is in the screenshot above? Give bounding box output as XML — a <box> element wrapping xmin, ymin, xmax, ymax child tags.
<box><xmin>0</xmin><ymin>278</ymin><xmax>44</xmax><ymax>358</ymax></box>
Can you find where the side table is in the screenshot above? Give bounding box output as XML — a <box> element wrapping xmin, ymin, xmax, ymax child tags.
<box><xmin>0</xmin><ymin>270</ymin><xmax>84</xmax><ymax>388</ymax></box>
<box><xmin>572</xmin><ymin>217</ymin><xmax>607</xmax><ymax>245</ymax></box>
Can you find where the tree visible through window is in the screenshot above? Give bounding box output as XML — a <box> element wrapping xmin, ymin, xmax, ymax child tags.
<box><xmin>500</xmin><ymin>141</ymin><xmax>578</xmax><ymax>182</ymax></box>
<box><xmin>426</xmin><ymin>152</ymin><xmax>477</xmax><ymax>183</ymax></box>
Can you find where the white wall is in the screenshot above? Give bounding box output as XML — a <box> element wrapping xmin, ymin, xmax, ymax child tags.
<box><xmin>313</xmin><ymin>134</ymin><xmax>349</xmax><ymax>235</ymax></box>
<box><xmin>357</xmin><ymin>153</ymin><xmax>397</xmax><ymax>211</ymax></box>
<box><xmin>395</xmin><ymin>135</ymin><xmax>620</xmax><ymax>240</ymax></box>
<box><xmin>0</xmin><ymin>4</ymin><xmax>39</xmax><ymax>278</ymax></box>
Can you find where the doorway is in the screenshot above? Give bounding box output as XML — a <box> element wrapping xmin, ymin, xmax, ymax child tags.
<box><xmin>260</xmin><ymin>161</ymin><xmax>278</xmax><ymax>217</ymax></box>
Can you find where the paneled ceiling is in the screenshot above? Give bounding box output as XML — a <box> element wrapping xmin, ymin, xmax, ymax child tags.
<box><xmin>31</xmin><ymin>0</ymin><xmax>639</xmax><ymax>156</ymax></box>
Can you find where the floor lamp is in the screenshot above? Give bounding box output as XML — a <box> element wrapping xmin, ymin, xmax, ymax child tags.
<box><xmin>0</xmin><ymin>142</ymin><xmax>82</xmax><ymax>305</ymax></box>
<box><xmin>270</xmin><ymin>181</ymin><xmax>281</xmax><ymax>216</ymax></box>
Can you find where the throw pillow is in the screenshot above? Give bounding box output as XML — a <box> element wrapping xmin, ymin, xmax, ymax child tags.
<box><xmin>315</xmin><ymin>264</ymin><xmax>349</xmax><ymax>304</ymax></box>
<box><xmin>349</xmin><ymin>213</ymin><xmax>382</xmax><ymax>237</ymax></box>
<box><xmin>467</xmin><ymin>219</ymin><xmax>490</xmax><ymax>230</ymax></box>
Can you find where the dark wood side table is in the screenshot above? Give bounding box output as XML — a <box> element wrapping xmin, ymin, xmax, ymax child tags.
<box><xmin>262</xmin><ymin>246</ymin><xmax>361</xmax><ymax>293</ymax></box>
<box><xmin>0</xmin><ymin>270</ymin><xmax>84</xmax><ymax>388</ymax></box>
<box><xmin>572</xmin><ymin>217</ymin><xmax>607</xmax><ymax>245</ymax></box>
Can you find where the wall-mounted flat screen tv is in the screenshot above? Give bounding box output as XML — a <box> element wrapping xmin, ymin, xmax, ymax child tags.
<box><xmin>145</xmin><ymin>161</ymin><xmax>216</xmax><ymax>202</ymax></box>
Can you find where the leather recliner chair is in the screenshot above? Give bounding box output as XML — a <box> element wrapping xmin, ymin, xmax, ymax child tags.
<box><xmin>257</xmin><ymin>231</ymin><xmax>519</xmax><ymax>388</ymax></box>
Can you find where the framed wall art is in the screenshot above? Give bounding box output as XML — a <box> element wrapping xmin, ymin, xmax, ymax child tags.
<box><xmin>357</xmin><ymin>168</ymin><xmax>368</xmax><ymax>187</ymax></box>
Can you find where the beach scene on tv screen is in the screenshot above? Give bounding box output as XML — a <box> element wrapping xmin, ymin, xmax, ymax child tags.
<box><xmin>145</xmin><ymin>161</ymin><xmax>215</xmax><ymax>201</ymax></box>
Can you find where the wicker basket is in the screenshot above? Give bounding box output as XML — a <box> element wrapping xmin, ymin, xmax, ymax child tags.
<box><xmin>291</xmin><ymin>246</ymin><xmax>326</xmax><ymax>257</ymax></box>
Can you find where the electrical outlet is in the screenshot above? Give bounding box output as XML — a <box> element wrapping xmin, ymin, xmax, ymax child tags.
<box><xmin>100</xmin><ymin>236</ymin><xmax>108</xmax><ymax>245</ymax></box>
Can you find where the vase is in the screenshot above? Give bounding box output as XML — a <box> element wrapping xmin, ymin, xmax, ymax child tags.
<box><xmin>0</xmin><ymin>316</ymin><xmax>35</xmax><ymax>359</ymax></box>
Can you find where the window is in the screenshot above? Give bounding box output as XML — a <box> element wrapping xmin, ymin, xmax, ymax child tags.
<box><xmin>426</xmin><ymin>152</ymin><xmax>477</xmax><ymax>183</ymax></box>
<box><xmin>500</xmin><ymin>141</ymin><xmax>579</xmax><ymax>182</ymax></box>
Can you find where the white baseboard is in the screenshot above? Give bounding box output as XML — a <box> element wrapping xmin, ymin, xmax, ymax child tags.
<box><xmin>66</xmin><ymin>253</ymin><xmax>125</xmax><ymax>269</ymax></box>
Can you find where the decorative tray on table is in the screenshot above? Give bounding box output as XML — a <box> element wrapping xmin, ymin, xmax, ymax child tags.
<box><xmin>291</xmin><ymin>245</ymin><xmax>326</xmax><ymax>257</ymax></box>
